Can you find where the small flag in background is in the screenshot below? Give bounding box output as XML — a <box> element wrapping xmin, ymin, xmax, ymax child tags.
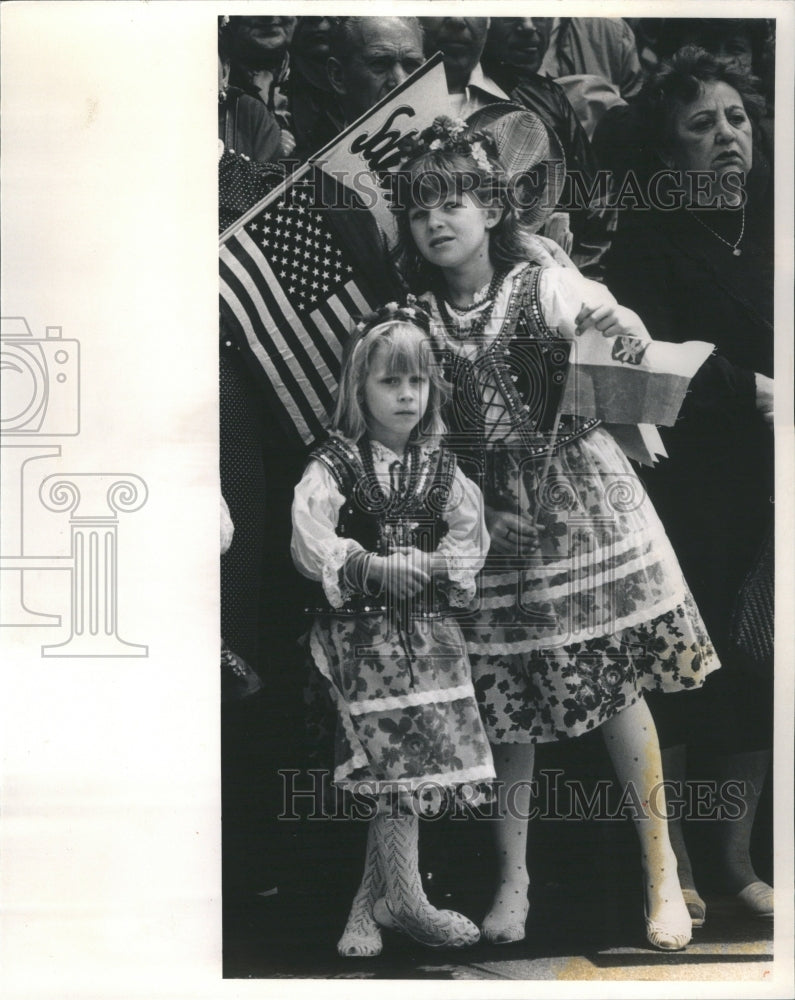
<box><xmin>562</xmin><ymin>329</ymin><xmax>715</xmax><ymax>428</ymax></box>
<box><xmin>220</xmin><ymin>180</ymin><xmax>382</xmax><ymax>447</ymax></box>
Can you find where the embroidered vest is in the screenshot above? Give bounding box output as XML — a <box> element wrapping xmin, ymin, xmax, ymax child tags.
<box><xmin>306</xmin><ymin>435</ymin><xmax>457</xmax><ymax>616</ymax></box>
<box><xmin>430</xmin><ymin>266</ymin><xmax>600</xmax><ymax>479</ymax></box>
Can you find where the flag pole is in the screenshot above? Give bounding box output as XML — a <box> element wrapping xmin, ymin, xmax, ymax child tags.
<box><xmin>218</xmin><ymin>53</ymin><xmax>445</xmax><ymax>247</ymax></box>
<box><xmin>533</xmin><ymin>407</ymin><xmax>562</xmax><ymax>536</ymax></box>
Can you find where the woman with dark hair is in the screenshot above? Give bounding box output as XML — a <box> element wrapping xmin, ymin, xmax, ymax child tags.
<box><xmin>593</xmin><ymin>21</ymin><xmax>774</xmax><ymax>207</ymax></box>
<box><xmin>605</xmin><ymin>46</ymin><xmax>775</xmax><ymax>927</ymax></box>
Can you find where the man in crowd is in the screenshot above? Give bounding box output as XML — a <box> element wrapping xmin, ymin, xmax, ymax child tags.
<box><xmin>421</xmin><ymin>16</ymin><xmax>502</xmax><ymax>115</ymax></box>
<box><xmin>292</xmin><ymin>15</ymin><xmax>426</xmax><ymax>159</ymax></box>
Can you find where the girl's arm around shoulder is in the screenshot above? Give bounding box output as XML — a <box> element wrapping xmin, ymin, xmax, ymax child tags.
<box><xmin>291</xmin><ymin>458</ymin><xmax>365</xmax><ymax>608</ymax></box>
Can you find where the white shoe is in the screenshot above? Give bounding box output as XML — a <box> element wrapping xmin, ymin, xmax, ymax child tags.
<box><xmin>373</xmin><ymin>897</ymin><xmax>480</xmax><ymax>948</ymax></box>
<box><xmin>736</xmin><ymin>880</ymin><xmax>773</xmax><ymax>917</ymax></box>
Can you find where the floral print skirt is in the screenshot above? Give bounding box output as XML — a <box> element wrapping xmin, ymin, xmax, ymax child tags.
<box><xmin>469</xmin><ymin>427</ymin><xmax>720</xmax><ymax>743</ymax></box>
<box><xmin>308</xmin><ymin>614</ymin><xmax>495</xmax><ymax>793</ymax></box>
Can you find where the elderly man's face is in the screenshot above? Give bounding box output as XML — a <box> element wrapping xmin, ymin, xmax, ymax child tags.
<box><xmin>227</xmin><ymin>16</ymin><xmax>296</xmax><ymax>67</ymax></box>
<box><xmin>330</xmin><ymin>19</ymin><xmax>425</xmax><ymax>121</ymax></box>
<box><xmin>486</xmin><ymin>18</ymin><xmax>552</xmax><ymax>74</ymax></box>
<box><xmin>420</xmin><ymin>16</ymin><xmax>489</xmax><ymax>87</ymax></box>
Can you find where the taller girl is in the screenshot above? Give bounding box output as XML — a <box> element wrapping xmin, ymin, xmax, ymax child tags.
<box><xmin>393</xmin><ymin>112</ymin><xmax>720</xmax><ymax>951</ymax></box>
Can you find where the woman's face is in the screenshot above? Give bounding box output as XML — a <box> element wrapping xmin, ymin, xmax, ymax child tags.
<box><xmin>667</xmin><ymin>80</ymin><xmax>753</xmax><ymax>179</ymax></box>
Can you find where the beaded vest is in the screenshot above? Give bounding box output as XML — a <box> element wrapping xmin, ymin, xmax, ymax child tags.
<box><xmin>430</xmin><ymin>265</ymin><xmax>600</xmax><ymax>480</ymax></box>
<box><xmin>306</xmin><ymin>434</ymin><xmax>457</xmax><ymax>616</ymax></box>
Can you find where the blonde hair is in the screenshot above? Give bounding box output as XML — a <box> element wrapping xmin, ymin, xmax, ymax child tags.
<box><xmin>333</xmin><ymin>320</ymin><xmax>448</xmax><ymax>444</ymax></box>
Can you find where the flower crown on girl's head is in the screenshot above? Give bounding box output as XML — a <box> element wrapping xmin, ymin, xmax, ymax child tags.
<box><xmin>397</xmin><ymin>116</ymin><xmax>500</xmax><ymax>175</ymax></box>
<box><xmin>351</xmin><ymin>296</ymin><xmax>433</xmax><ymax>338</ymax></box>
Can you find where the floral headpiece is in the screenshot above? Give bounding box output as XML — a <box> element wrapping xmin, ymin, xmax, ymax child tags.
<box><xmin>397</xmin><ymin>116</ymin><xmax>499</xmax><ymax>175</ymax></box>
<box><xmin>352</xmin><ymin>296</ymin><xmax>433</xmax><ymax>338</ymax></box>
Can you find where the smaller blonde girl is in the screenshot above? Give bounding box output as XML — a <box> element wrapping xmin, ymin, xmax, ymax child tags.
<box><xmin>291</xmin><ymin>303</ymin><xmax>495</xmax><ymax>956</ymax></box>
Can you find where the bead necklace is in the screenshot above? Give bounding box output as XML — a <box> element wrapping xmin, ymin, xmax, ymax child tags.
<box><xmin>359</xmin><ymin>438</ymin><xmax>421</xmax><ymax>533</ymax></box>
<box><xmin>443</xmin><ymin>274</ymin><xmax>499</xmax><ymax>314</ymax></box>
<box><xmin>436</xmin><ymin>269</ymin><xmax>508</xmax><ymax>340</ymax></box>
<box><xmin>687</xmin><ymin>203</ymin><xmax>745</xmax><ymax>256</ymax></box>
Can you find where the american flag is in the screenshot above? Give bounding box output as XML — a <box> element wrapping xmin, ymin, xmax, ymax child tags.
<box><xmin>219</xmin><ymin>178</ymin><xmax>384</xmax><ymax>446</ymax></box>
<box><xmin>219</xmin><ymin>59</ymin><xmax>448</xmax><ymax>447</ymax></box>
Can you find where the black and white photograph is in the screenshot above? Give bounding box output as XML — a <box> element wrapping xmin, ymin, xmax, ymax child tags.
<box><xmin>2</xmin><ymin>3</ymin><xmax>793</xmax><ymax>997</ymax></box>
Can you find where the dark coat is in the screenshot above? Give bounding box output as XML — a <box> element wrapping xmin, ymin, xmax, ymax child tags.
<box><xmin>219</xmin><ymin>87</ymin><xmax>284</xmax><ymax>164</ymax></box>
<box><xmin>604</xmin><ymin>189</ymin><xmax>774</xmax><ymax>657</ymax></box>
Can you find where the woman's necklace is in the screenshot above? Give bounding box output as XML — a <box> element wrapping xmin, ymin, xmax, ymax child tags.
<box><xmin>444</xmin><ymin>274</ymin><xmax>497</xmax><ymax>314</ymax></box>
<box><xmin>687</xmin><ymin>203</ymin><xmax>746</xmax><ymax>256</ymax></box>
<box><xmin>436</xmin><ymin>269</ymin><xmax>507</xmax><ymax>340</ymax></box>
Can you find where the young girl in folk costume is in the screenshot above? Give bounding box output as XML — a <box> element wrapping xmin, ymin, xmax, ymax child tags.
<box><xmin>291</xmin><ymin>304</ymin><xmax>495</xmax><ymax>956</ymax></box>
<box><xmin>392</xmin><ymin>112</ymin><xmax>721</xmax><ymax>951</ymax></box>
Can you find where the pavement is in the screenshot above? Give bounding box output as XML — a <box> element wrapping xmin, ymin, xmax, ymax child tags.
<box><xmin>222</xmin><ymin>700</ymin><xmax>775</xmax><ymax>983</ymax></box>
<box><xmin>222</xmin><ymin>823</ymin><xmax>774</xmax><ymax>982</ymax></box>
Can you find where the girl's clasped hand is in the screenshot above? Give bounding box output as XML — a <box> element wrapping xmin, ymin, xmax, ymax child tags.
<box><xmin>365</xmin><ymin>547</ymin><xmax>444</xmax><ymax>599</ymax></box>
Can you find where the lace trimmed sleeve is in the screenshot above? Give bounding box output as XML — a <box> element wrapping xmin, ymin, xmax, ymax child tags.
<box><xmin>436</xmin><ymin>465</ymin><xmax>489</xmax><ymax>606</ymax></box>
<box><xmin>291</xmin><ymin>459</ymin><xmax>365</xmax><ymax>608</ymax></box>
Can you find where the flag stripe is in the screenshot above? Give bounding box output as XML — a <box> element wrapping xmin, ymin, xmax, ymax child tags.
<box><xmin>223</xmin><ymin>235</ymin><xmax>337</xmax><ymax>416</ymax></box>
<box><xmin>220</xmin><ymin>250</ymin><xmax>332</xmax><ymax>441</ymax></box>
<box><xmin>344</xmin><ymin>281</ymin><xmax>372</xmax><ymax>317</ymax></box>
<box><xmin>331</xmin><ymin>283</ymin><xmax>366</xmax><ymax>332</ymax></box>
<box><xmin>315</xmin><ymin>299</ymin><xmax>351</xmax><ymax>351</ymax></box>
<box><xmin>233</xmin><ymin>230</ymin><xmax>340</xmax><ymax>403</ymax></box>
<box><xmin>308</xmin><ymin>309</ymin><xmax>346</xmax><ymax>368</ymax></box>
<box><xmin>219</xmin><ymin>264</ymin><xmax>323</xmax><ymax>442</ymax></box>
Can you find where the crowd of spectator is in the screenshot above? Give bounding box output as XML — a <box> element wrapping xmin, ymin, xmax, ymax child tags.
<box><xmin>218</xmin><ymin>14</ymin><xmax>777</xmax><ymax>953</ymax></box>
